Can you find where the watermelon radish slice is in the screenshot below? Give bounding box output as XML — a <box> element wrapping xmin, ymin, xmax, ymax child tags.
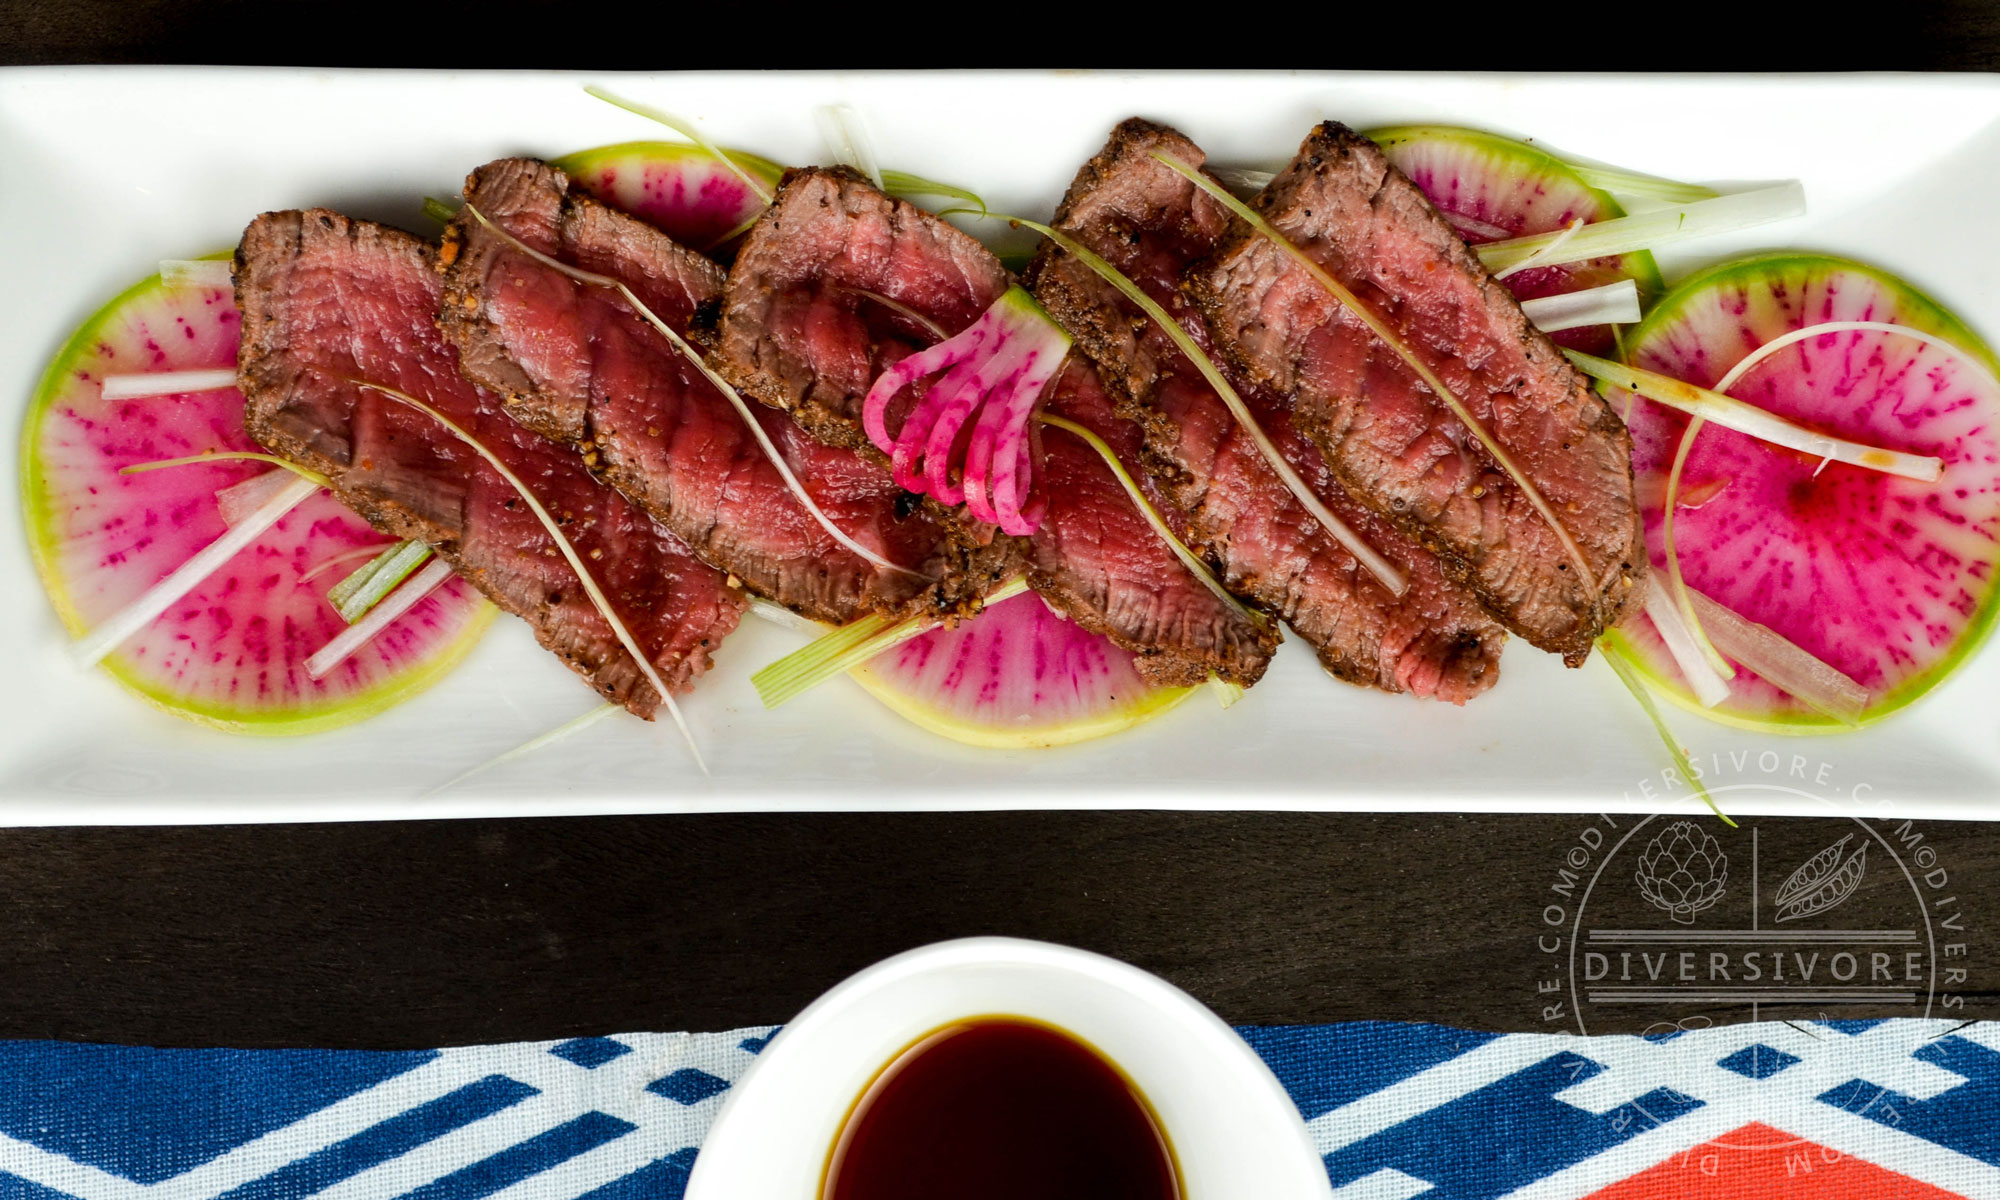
<box><xmin>552</xmin><ymin>141</ymin><xmax>783</xmax><ymax>251</ymax></box>
<box><xmin>23</xmin><ymin>267</ymin><xmax>495</xmax><ymax>734</ymax></box>
<box><xmin>1607</xmin><ymin>253</ymin><xmax>2000</xmax><ymax>731</ymax></box>
<box><xmin>1368</xmin><ymin>124</ymin><xmax>1663</xmax><ymax>355</ymax></box>
<box><xmin>846</xmin><ymin>591</ymin><xmax>1197</xmax><ymax>749</ymax></box>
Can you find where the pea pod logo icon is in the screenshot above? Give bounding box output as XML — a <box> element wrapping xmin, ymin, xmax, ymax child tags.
<box><xmin>1774</xmin><ymin>832</ymin><xmax>1867</xmax><ymax>923</ymax></box>
<box><xmin>1633</xmin><ymin>820</ymin><xmax>1728</xmax><ymax>924</ymax></box>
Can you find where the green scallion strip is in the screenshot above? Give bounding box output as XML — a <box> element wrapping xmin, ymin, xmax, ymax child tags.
<box><xmin>328</xmin><ymin>539</ymin><xmax>434</xmax><ymax>624</ymax></box>
<box><xmin>583</xmin><ymin>85</ymin><xmax>773</xmax><ymax>205</ymax></box>
<box><xmin>1600</xmin><ymin>640</ymin><xmax>1733</xmax><ymax>826</ymax></box>
<box><xmin>423</xmin><ymin>196</ymin><xmax>459</xmax><ymax>224</ymax></box>
<box><xmin>753</xmin><ymin>578</ymin><xmax>1032</xmax><ymax>709</ymax></box>
<box><xmin>880</xmin><ymin>171</ymin><xmax>988</xmax><ymax>215</ymax></box>
<box><xmin>1562</xmin><ymin>162</ymin><xmax>1720</xmax><ymax>205</ymax></box>
<box><xmin>120</xmin><ymin>451</ymin><xmax>330</xmax><ymax>490</ymax></box>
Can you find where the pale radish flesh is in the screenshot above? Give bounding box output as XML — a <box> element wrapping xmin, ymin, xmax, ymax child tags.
<box><xmin>552</xmin><ymin>141</ymin><xmax>783</xmax><ymax>253</ymax></box>
<box><xmin>1609</xmin><ymin>253</ymin><xmax>2000</xmax><ymax>730</ymax></box>
<box><xmin>847</xmin><ymin>591</ymin><xmax>1198</xmax><ymax>748</ymax></box>
<box><xmin>23</xmin><ymin>270</ymin><xmax>491</xmax><ymax>733</ymax></box>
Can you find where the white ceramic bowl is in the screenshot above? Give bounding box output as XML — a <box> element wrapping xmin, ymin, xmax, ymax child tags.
<box><xmin>683</xmin><ymin>937</ymin><xmax>1332</xmax><ymax>1200</ymax></box>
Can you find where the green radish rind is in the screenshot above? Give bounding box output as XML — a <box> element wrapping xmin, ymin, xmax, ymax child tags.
<box><xmin>1366</xmin><ymin>124</ymin><xmax>1663</xmax><ymax>354</ymax></box>
<box><xmin>1608</xmin><ymin>252</ymin><xmax>2000</xmax><ymax>733</ymax></box>
<box><xmin>23</xmin><ymin>267</ymin><xmax>496</xmax><ymax>736</ymax></box>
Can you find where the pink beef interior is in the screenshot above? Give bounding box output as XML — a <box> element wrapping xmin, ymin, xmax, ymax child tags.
<box><xmin>234</xmin><ymin>209</ymin><xmax>745</xmax><ymax>717</ymax></box>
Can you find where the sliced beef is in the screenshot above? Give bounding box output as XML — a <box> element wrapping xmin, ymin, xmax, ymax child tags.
<box><xmin>1030</xmin><ymin>361</ymin><xmax>1276</xmax><ymax>686</ymax></box>
<box><xmin>439</xmin><ymin>157</ymin><xmax>1010</xmax><ymax>626</ymax></box>
<box><xmin>711</xmin><ymin>163</ymin><xmax>1274</xmax><ymax>685</ymax></box>
<box><xmin>1026</xmin><ymin>119</ymin><xmax>1506</xmax><ymax>702</ymax></box>
<box><xmin>1190</xmin><ymin>122</ymin><xmax>1647</xmax><ymax>663</ymax></box>
<box><xmin>712</xmin><ymin>166</ymin><xmax>1013</xmax><ymax>453</ymax></box>
<box><xmin>234</xmin><ymin>209</ymin><xmax>744</xmax><ymax>718</ymax></box>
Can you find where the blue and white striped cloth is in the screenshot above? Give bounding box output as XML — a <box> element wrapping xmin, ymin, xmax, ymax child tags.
<box><xmin>0</xmin><ymin>1020</ymin><xmax>1994</xmax><ymax>1200</ymax></box>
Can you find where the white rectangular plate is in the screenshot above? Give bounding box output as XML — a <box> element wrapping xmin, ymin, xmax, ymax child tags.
<box><xmin>3</xmin><ymin>69</ymin><xmax>1997</xmax><ymax>825</ymax></box>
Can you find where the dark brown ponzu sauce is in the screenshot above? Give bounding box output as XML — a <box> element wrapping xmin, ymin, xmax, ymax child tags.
<box><xmin>824</xmin><ymin>1018</ymin><xmax>1180</xmax><ymax>1200</ymax></box>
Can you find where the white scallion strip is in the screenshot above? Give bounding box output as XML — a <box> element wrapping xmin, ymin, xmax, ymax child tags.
<box><xmin>1568</xmin><ymin>348</ymin><xmax>1945</xmax><ymax>482</ymax></box>
<box><xmin>100</xmin><ymin>369</ymin><xmax>239</xmax><ymax>400</ymax></box>
<box><xmin>353</xmin><ymin>381</ymin><xmax>705</xmax><ymax>773</ymax></box>
<box><xmin>1155</xmin><ymin>154</ymin><xmax>1604</xmax><ymax>605</ymax></box>
<box><xmin>997</xmin><ymin>211</ymin><xmax>1407</xmax><ymax>597</ymax></box>
<box><xmin>583</xmin><ymin>85</ymin><xmax>773</xmax><ymax>205</ymax></box>
<box><xmin>1038</xmin><ymin>413</ymin><xmax>1266</xmax><ymax>630</ymax></box>
<box><xmin>462</xmin><ymin>204</ymin><xmax>921</xmax><ymax>581</ymax></box>
<box><xmin>159</xmin><ymin>259</ymin><xmax>232</xmax><ymax>289</ymax></box>
<box><xmin>329</xmin><ymin>539</ymin><xmax>434</xmax><ymax>623</ymax></box>
<box><xmin>1601</xmin><ymin>648</ymin><xmax>1733</xmax><ymax>826</ymax></box>
<box><xmin>1685</xmin><ymin>588</ymin><xmax>1869</xmax><ymax>725</ymax></box>
<box><xmin>1519</xmin><ymin>280</ymin><xmax>1643</xmax><ymax>333</ymax></box>
<box><xmin>1207</xmin><ymin>677</ymin><xmax>1246</xmax><ymax>709</ymax></box>
<box><xmin>1208</xmin><ymin>166</ymin><xmax>1276</xmax><ymax>197</ymax></box>
<box><xmin>815</xmin><ymin>103</ymin><xmax>885</xmax><ymax>191</ymax></box>
<box><xmin>422</xmin><ymin>703</ymin><xmax>624</xmax><ymax>797</ymax></box>
<box><xmin>753</xmin><ymin>578</ymin><xmax>1032</xmax><ymax>708</ymax></box>
<box><xmin>1492</xmin><ymin>218</ymin><xmax>1584</xmax><ymax>281</ymax></box>
<box><xmin>306</xmin><ymin>558</ymin><xmax>453</xmax><ymax>679</ymax></box>
<box><xmin>1477</xmin><ymin>182</ymin><xmax>1805</xmax><ymax>275</ymax></box>
<box><xmin>215</xmin><ymin>469</ymin><xmax>308</xmax><ymax>528</ymax></box>
<box><xmin>1659</xmin><ymin>415</ymin><xmax>1732</xmax><ymax>678</ymax></box>
<box><xmin>1638</xmin><ymin>576</ymin><xmax>1733</xmax><ymax>708</ymax></box>
<box><xmin>71</xmin><ymin>473</ymin><xmax>321</xmax><ymax>668</ymax></box>
<box><xmin>1562</xmin><ymin>162</ymin><xmax>1719</xmax><ymax>205</ymax></box>
<box><xmin>746</xmin><ymin>596</ymin><xmax>822</xmax><ymax>634</ymax></box>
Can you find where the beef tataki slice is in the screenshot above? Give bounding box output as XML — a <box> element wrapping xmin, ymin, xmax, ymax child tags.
<box><xmin>1191</xmin><ymin>122</ymin><xmax>1646</xmax><ymax>663</ymax></box>
<box><xmin>1027</xmin><ymin>118</ymin><xmax>1505</xmax><ymax>702</ymax></box>
<box><xmin>235</xmin><ymin>209</ymin><xmax>745</xmax><ymax>718</ymax></box>
<box><xmin>1031</xmin><ymin>361</ymin><xmax>1277</xmax><ymax>687</ymax></box>
<box><xmin>439</xmin><ymin>157</ymin><xmax>1011</xmax><ymax>626</ymax></box>
<box><xmin>712</xmin><ymin>166</ymin><xmax>1013</xmax><ymax>453</ymax></box>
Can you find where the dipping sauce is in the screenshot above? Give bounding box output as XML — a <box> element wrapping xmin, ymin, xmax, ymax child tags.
<box><xmin>823</xmin><ymin>1017</ymin><xmax>1180</xmax><ymax>1200</ymax></box>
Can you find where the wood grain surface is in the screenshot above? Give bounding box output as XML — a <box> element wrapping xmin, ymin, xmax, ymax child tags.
<box><xmin>0</xmin><ymin>813</ymin><xmax>1991</xmax><ymax>1048</ymax></box>
<box><xmin>1</xmin><ymin>10</ymin><xmax>1996</xmax><ymax>1050</ymax></box>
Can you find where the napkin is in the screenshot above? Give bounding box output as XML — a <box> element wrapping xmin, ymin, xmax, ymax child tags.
<box><xmin>0</xmin><ymin>1020</ymin><xmax>1988</xmax><ymax>1199</ymax></box>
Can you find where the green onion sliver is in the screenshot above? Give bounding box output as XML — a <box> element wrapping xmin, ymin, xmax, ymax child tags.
<box><xmin>583</xmin><ymin>85</ymin><xmax>773</xmax><ymax>205</ymax></box>
<box><xmin>328</xmin><ymin>539</ymin><xmax>434</xmax><ymax>624</ymax></box>
<box><xmin>1600</xmin><ymin>641</ymin><xmax>1733</xmax><ymax>826</ymax></box>
<box><xmin>752</xmin><ymin>578</ymin><xmax>1032</xmax><ymax>709</ymax></box>
<box><xmin>1560</xmin><ymin>162</ymin><xmax>1720</xmax><ymax>206</ymax></box>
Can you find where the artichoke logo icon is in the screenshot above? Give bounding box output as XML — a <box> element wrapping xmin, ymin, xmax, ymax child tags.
<box><xmin>1633</xmin><ymin>820</ymin><xmax>1728</xmax><ymax>924</ymax></box>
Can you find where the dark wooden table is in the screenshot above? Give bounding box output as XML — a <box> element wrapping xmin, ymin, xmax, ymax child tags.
<box><xmin>3</xmin><ymin>10</ymin><xmax>1997</xmax><ymax>1049</ymax></box>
